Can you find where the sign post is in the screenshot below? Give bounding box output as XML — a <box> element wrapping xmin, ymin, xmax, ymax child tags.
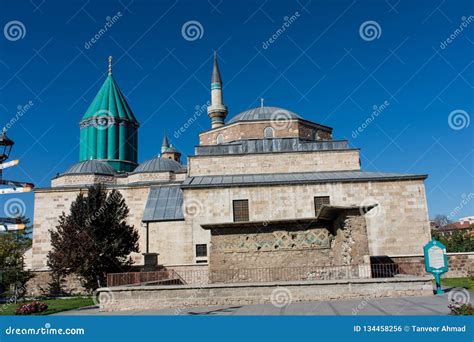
<box><xmin>423</xmin><ymin>240</ymin><xmax>448</xmax><ymax>295</ymax></box>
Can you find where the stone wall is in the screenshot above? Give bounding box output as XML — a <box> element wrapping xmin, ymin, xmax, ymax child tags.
<box><xmin>389</xmin><ymin>252</ymin><xmax>474</xmax><ymax>278</ymax></box>
<box><xmin>209</xmin><ymin>225</ymin><xmax>333</xmax><ymax>282</ymax></box>
<box><xmin>98</xmin><ymin>276</ymin><xmax>433</xmax><ymax>311</ymax></box>
<box><xmin>147</xmin><ymin>221</ymin><xmax>194</xmax><ymax>265</ymax></box>
<box><xmin>51</xmin><ymin>174</ymin><xmax>116</xmax><ymax>187</ymax></box>
<box><xmin>25</xmin><ymin>271</ymin><xmax>86</xmax><ymax>297</ymax></box>
<box><xmin>207</xmin><ymin>210</ymin><xmax>370</xmax><ymax>283</ymax></box>
<box><xmin>199</xmin><ymin>120</ymin><xmax>332</xmax><ymax>145</ymax></box>
<box><xmin>332</xmin><ymin>212</ymin><xmax>370</xmax><ymax>266</ymax></box>
<box><xmin>29</xmin><ymin>185</ymin><xmax>185</xmax><ymax>270</ymax></box>
<box><xmin>188</xmin><ymin>149</ymin><xmax>360</xmax><ymax>176</ymax></box>
<box><xmin>182</xmin><ymin>179</ymin><xmax>431</xmax><ymax>256</ymax></box>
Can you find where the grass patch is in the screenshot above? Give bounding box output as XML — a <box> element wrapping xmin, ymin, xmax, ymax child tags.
<box><xmin>439</xmin><ymin>277</ymin><xmax>474</xmax><ymax>290</ymax></box>
<box><xmin>0</xmin><ymin>297</ymin><xmax>94</xmax><ymax>316</ymax></box>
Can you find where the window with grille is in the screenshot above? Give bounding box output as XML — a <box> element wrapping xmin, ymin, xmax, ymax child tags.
<box><xmin>263</xmin><ymin>126</ymin><xmax>274</xmax><ymax>138</ymax></box>
<box><xmin>195</xmin><ymin>244</ymin><xmax>207</xmax><ymax>257</ymax></box>
<box><xmin>233</xmin><ymin>199</ymin><xmax>249</xmax><ymax>222</ymax></box>
<box><xmin>314</xmin><ymin>196</ymin><xmax>330</xmax><ymax>215</ymax></box>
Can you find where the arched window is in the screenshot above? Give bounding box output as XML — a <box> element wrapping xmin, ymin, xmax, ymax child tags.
<box><xmin>263</xmin><ymin>126</ymin><xmax>274</xmax><ymax>138</ymax></box>
<box><xmin>216</xmin><ymin>134</ymin><xmax>224</xmax><ymax>144</ymax></box>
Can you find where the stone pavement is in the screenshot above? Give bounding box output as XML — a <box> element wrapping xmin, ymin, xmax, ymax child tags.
<box><xmin>56</xmin><ymin>291</ymin><xmax>473</xmax><ymax>316</ymax></box>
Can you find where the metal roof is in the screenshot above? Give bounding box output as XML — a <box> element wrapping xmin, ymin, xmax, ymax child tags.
<box><xmin>134</xmin><ymin>157</ymin><xmax>182</xmax><ymax>173</ymax></box>
<box><xmin>227</xmin><ymin>106</ymin><xmax>301</xmax><ymax>124</ymax></box>
<box><xmin>142</xmin><ymin>186</ymin><xmax>184</xmax><ymax>222</ymax></box>
<box><xmin>63</xmin><ymin>160</ymin><xmax>117</xmax><ymax>176</ymax></box>
<box><xmin>181</xmin><ymin>171</ymin><xmax>428</xmax><ymax>189</ymax></box>
<box><xmin>195</xmin><ymin>138</ymin><xmax>349</xmax><ymax>155</ymax></box>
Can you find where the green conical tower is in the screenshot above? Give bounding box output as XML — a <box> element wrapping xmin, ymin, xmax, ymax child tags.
<box><xmin>79</xmin><ymin>56</ymin><xmax>139</xmax><ymax>172</ymax></box>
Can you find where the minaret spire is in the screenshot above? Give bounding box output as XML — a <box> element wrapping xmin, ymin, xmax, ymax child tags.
<box><xmin>108</xmin><ymin>56</ymin><xmax>112</xmax><ymax>76</ymax></box>
<box><xmin>161</xmin><ymin>134</ymin><xmax>169</xmax><ymax>153</ymax></box>
<box><xmin>207</xmin><ymin>50</ymin><xmax>228</xmax><ymax>129</ymax></box>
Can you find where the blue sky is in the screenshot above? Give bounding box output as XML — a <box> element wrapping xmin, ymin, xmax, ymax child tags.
<box><xmin>0</xmin><ymin>0</ymin><xmax>473</xmax><ymax>222</ymax></box>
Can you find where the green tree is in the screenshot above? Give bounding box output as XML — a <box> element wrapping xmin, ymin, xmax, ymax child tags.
<box><xmin>47</xmin><ymin>184</ymin><xmax>139</xmax><ymax>291</ymax></box>
<box><xmin>0</xmin><ymin>217</ymin><xmax>33</xmax><ymax>298</ymax></box>
<box><xmin>432</xmin><ymin>229</ymin><xmax>474</xmax><ymax>252</ymax></box>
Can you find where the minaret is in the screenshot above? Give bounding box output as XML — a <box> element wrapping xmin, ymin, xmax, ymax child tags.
<box><xmin>79</xmin><ymin>56</ymin><xmax>140</xmax><ymax>172</ymax></box>
<box><xmin>160</xmin><ymin>134</ymin><xmax>181</xmax><ymax>163</ymax></box>
<box><xmin>161</xmin><ymin>134</ymin><xmax>169</xmax><ymax>153</ymax></box>
<box><xmin>207</xmin><ymin>51</ymin><xmax>228</xmax><ymax>128</ymax></box>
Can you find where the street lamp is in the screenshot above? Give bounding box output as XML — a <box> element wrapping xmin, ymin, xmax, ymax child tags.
<box><xmin>0</xmin><ymin>133</ymin><xmax>14</xmax><ymax>163</ymax></box>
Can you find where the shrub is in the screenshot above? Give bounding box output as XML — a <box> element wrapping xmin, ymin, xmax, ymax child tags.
<box><xmin>448</xmin><ymin>301</ymin><xmax>474</xmax><ymax>316</ymax></box>
<box><xmin>15</xmin><ymin>301</ymin><xmax>48</xmax><ymax>315</ymax></box>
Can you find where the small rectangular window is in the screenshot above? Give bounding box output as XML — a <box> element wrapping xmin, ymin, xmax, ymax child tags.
<box><xmin>314</xmin><ymin>196</ymin><xmax>330</xmax><ymax>215</ymax></box>
<box><xmin>233</xmin><ymin>199</ymin><xmax>249</xmax><ymax>222</ymax></box>
<box><xmin>195</xmin><ymin>244</ymin><xmax>207</xmax><ymax>257</ymax></box>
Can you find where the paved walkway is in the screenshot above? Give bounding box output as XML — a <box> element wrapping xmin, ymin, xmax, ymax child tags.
<box><xmin>56</xmin><ymin>291</ymin><xmax>473</xmax><ymax>316</ymax></box>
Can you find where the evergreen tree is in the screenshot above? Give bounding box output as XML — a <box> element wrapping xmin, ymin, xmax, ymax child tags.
<box><xmin>47</xmin><ymin>184</ymin><xmax>139</xmax><ymax>291</ymax></box>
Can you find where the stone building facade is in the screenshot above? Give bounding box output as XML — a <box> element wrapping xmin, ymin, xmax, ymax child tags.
<box><xmin>25</xmin><ymin>54</ymin><xmax>431</xmax><ymax>292</ymax></box>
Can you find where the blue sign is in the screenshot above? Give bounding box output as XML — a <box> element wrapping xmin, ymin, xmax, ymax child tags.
<box><xmin>423</xmin><ymin>239</ymin><xmax>448</xmax><ymax>294</ymax></box>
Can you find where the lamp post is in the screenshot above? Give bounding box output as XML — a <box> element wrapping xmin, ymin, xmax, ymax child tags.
<box><xmin>0</xmin><ymin>133</ymin><xmax>34</xmax><ymax>232</ymax></box>
<box><xmin>0</xmin><ymin>133</ymin><xmax>14</xmax><ymax>163</ymax></box>
<box><xmin>141</xmin><ymin>221</ymin><xmax>159</xmax><ymax>271</ymax></box>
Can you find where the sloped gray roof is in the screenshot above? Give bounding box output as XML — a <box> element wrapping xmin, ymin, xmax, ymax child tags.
<box><xmin>181</xmin><ymin>171</ymin><xmax>428</xmax><ymax>189</ymax></box>
<box><xmin>227</xmin><ymin>106</ymin><xmax>301</xmax><ymax>124</ymax></box>
<box><xmin>142</xmin><ymin>186</ymin><xmax>184</xmax><ymax>222</ymax></box>
<box><xmin>134</xmin><ymin>157</ymin><xmax>182</xmax><ymax>173</ymax></box>
<box><xmin>63</xmin><ymin>160</ymin><xmax>116</xmax><ymax>176</ymax></box>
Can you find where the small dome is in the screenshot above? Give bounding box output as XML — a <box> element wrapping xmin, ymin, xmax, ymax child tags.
<box><xmin>134</xmin><ymin>157</ymin><xmax>182</xmax><ymax>173</ymax></box>
<box><xmin>63</xmin><ymin>160</ymin><xmax>117</xmax><ymax>176</ymax></box>
<box><xmin>227</xmin><ymin>106</ymin><xmax>301</xmax><ymax>124</ymax></box>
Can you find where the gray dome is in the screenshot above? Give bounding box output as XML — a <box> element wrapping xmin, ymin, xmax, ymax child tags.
<box><xmin>134</xmin><ymin>157</ymin><xmax>182</xmax><ymax>173</ymax></box>
<box><xmin>227</xmin><ymin>106</ymin><xmax>301</xmax><ymax>124</ymax></box>
<box><xmin>63</xmin><ymin>160</ymin><xmax>116</xmax><ymax>176</ymax></box>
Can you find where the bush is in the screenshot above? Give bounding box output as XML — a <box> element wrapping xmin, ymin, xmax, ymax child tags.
<box><xmin>15</xmin><ymin>301</ymin><xmax>48</xmax><ymax>315</ymax></box>
<box><xmin>448</xmin><ymin>301</ymin><xmax>474</xmax><ymax>316</ymax></box>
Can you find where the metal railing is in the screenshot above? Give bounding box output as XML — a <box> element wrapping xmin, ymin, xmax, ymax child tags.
<box><xmin>106</xmin><ymin>262</ymin><xmax>423</xmax><ymax>287</ymax></box>
<box><xmin>107</xmin><ymin>270</ymin><xmax>185</xmax><ymax>287</ymax></box>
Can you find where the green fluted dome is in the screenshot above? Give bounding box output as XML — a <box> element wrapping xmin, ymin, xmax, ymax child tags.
<box><xmin>81</xmin><ymin>75</ymin><xmax>138</xmax><ymax>122</ymax></box>
<box><xmin>79</xmin><ymin>71</ymin><xmax>139</xmax><ymax>173</ymax></box>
